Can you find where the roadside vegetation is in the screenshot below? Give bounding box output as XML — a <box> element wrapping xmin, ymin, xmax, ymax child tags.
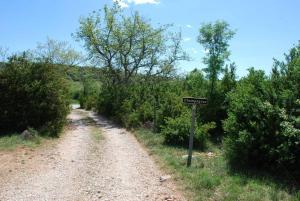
<box><xmin>134</xmin><ymin>128</ymin><xmax>300</xmax><ymax>201</ymax></box>
<box><xmin>0</xmin><ymin>40</ymin><xmax>103</xmax><ymax>148</ymax></box>
<box><xmin>0</xmin><ymin>133</ymin><xmax>42</xmax><ymax>151</ymax></box>
<box><xmin>0</xmin><ymin>54</ymin><xmax>70</xmax><ymax>137</ymax></box>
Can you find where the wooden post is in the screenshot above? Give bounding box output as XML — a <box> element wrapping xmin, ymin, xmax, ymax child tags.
<box><xmin>187</xmin><ymin>104</ymin><xmax>196</xmax><ymax>167</ymax></box>
<box><xmin>183</xmin><ymin>97</ymin><xmax>207</xmax><ymax>167</ymax></box>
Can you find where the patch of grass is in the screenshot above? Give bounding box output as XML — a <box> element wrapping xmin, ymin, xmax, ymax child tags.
<box><xmin>80</xmin><ymin>116</ymin><xmax>103</xmax><ymax>142</ymax></box>
<box><xmin>134</xmin><ymin>128</ymin><xmax>299</xmax><ymax>201</ymax></box>
<box><xmin>91</xmin><ymin>127</ymin><xmax>103</xmax><ymax>142</ymax></box>
<box><xmin>0</xmin><ymin>134</ymin><xmax>43</xmax><ymax>151</ymax></box>
<box><xmin>192</xmin><ymin>170</ymin><xmax>221</xmax><ymax>190</ymax></box>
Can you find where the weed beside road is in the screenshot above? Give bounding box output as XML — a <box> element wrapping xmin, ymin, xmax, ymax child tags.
<box><xmin>0</xmin><ymin>134</ymin><xmax>42</xmax><ymax>151</ymax></box>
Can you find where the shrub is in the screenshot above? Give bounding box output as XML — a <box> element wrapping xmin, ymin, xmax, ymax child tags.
<box><xmin>138</xmin><ymin>101</ymin><xmax>153</xmax><ymax>123</ymax></box>
<box><xmin>68</xmin><ymin>80</ymin><xmax>82</xmax><ymax>101</ymax></box>
<box><xmin>79</xmin><ymin>80</ymin><xmax>101</xmax><ymax>110</ymax></box>
<box><xmin>223</xmin><ymin>68</ymin><xmax>300</xmax><ymax>179</ymax></box>
<box><xmin>125</xmin><ymin>111</ymin><xmax>140</xmax><ymax>128</ymax></box>
<box><xmin>96</xmin><ymin>86</ymin><xmax>114</xmax><ymax>116</ymax></box>
<box><xmin>0</xmin><ymin>55</ymin><xmax>70</xmax><ymax>137</ymax></box>
<box><xmin>161</xmin><ymin>112</ymin><xmax>215</xmax><ymax>150</ymax></box>
<box><xmin>118</xmin><ymin>98</ymin><xmax>143</xmax><ymax>128</ymax></box>
<box><xmin>196</xmin><ymin>121</ymin><xmax>216</xmax><ymax>149</ymax></box>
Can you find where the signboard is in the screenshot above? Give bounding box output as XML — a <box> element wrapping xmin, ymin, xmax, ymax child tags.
<box><xmin>183</xmin><ymin>97</ymin><xmax>208</xmax><ymax>167</ymax></box>
<box><xmin>183</xmin><ymin>97</ymin><xmax>208</xmax><ymax>105</ymax></box>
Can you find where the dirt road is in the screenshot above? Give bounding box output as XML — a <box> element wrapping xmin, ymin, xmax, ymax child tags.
<box><xmin>0</xmin><ymin>109</ymin><xmax>185</xmax><ymax>201</ymax></box>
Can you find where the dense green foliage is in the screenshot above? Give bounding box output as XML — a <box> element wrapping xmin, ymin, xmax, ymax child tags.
<box><xmin>224</xmin><ymin>44</ymin><xmax>300</xmax><ymax>180</ymax></box>
<box><xmin>162</xmin><ymin>112</ymin><xmax>215</xmax><ymax>150</ymax></box>
<box><xmin>62</xmin><ymin>65</ymin><xmax>103</xmax><ymax>104</ymax></box>
<box><xmin>0</xmin><ymin>54</ymin><xmax>70</xmax><ymax>136</ymax></box>
<box><xmin>79</xmin><ymin>79</ymin><xmax>101</xmax><ymax>110</ymax></box>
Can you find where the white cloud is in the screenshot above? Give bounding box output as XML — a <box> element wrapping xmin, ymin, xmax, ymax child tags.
<box><xmin>186</xmin><ymin>24</ymin><xmax>192</xmax><ymax>28</ymax></box>
<box><xmin>113</xmin><ymin>0</ymin><xmax>129</xmax><ymax>8</ymax></box>
<box><xmin>183</xmin><ymin>37</ymin><xmax>191</xmax><ymax>42</ymax></box>
<box><xmin>113</xmin><ymin>0</ymin><xmax>160</xmax><ymax>8</ymax></box>
<box><xmin>128</xmin><ymin>0</ymin><xmax>160</xmax><ymax>4</ymax></box>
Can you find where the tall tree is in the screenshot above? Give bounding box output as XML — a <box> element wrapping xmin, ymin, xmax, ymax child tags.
<box><xmin>197</xmin><ymin>21</ymin><xmax>235</xmax><ymax>97</ymax></box>
<box><xmin>76</xmin><ymin>4</ymin><xmax>187</xmax><ymax>86</ymax></box>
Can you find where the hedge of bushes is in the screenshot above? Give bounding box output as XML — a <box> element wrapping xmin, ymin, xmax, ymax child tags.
<box><xmin>0</xmin><ymin>54</ymin><xmax>70</xmax><ymax>137</ymax></box>
<box><xmin>224</xmin><ymin>44</ymin><xmax>300</xmax><ymax>179</ymax></box>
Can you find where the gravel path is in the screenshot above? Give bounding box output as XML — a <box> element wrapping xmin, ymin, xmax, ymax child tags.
<box><xmin>0</xmin><ymin>109</ymin><xmax>185</xmax><ymax>201</ymax></box>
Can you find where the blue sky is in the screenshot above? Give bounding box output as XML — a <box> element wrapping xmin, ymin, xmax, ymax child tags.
<box><xmin>1</xmin><ymin>0</ymin><xmax>300</xmax><ymax>77</ymax></box>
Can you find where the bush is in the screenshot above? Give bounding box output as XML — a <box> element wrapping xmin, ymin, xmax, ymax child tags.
<box><xmin>68</xmin><ymin>80</ymin><xmax>82</xmax><ymax>101</ymax></box>
<box><xmin>161</xmin><ymin>112</ymin><xmax>215</xmax><ymax>150</ymax></box>
<box><xmin>0</xmin><ymin>55</ymin><xmax>70</xmax><ymax>137</ymax></box>
<box><xmin>79</xmin><ymin>80</ymin><xmax>100</xmax><ymax>110</ymax></box>
<box><xmin>138</xmin><ymin>101</ymin><xmax>153</xmax><ymax>123</ymax></box>
<box><xmin>223</xmin><ymin>68</ymin><xmax>300</xmax><ymax>179</ymax></box>
<box><xmin>118</xmin><ymin>98</ymin><xmax>143</xmax><ymax>128</ymax></box>
<box><xmin>125</xmin><ymin>111</ymin><xmax>140</xmax><ymax>128</ymax></box>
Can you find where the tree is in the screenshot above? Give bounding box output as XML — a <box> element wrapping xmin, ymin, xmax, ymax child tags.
<box><xmin>76</xmin><ymin>4</ymin><xmax>187</xmax><ymax>118</ymax></box>
<box><xmin>197</xmin><ymin>21</ymin><xmax>235</xmax><ymax>97</ymax></box>
<box><xmin>35</xmin><ymin>38</ymin><xmax>83</xmax><ymax>66</ymax></box>
<box><xmin>76</xmin><ymin>4</ymin><xmax>187</xmax><ymax>85</ymax></box>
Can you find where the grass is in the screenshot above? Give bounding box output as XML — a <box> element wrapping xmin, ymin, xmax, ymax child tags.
<box><xmin>91</xmin><ymin>127</ymin><xmax>103</xmax><ymax>142</ymax></box>
<box><xmin>134</xmin><ymin>128</ymin><xmax>300</xmax><ymax>201</ymax></box>
<box><xmin>0</xmin><ymin>134</ymin><xmax>43</xmax><ymax>151</ymax></box>
<box><xmin>80</xmin><ymin>116</ymin><xmax>103</xmax><ymax>142</ymax></box>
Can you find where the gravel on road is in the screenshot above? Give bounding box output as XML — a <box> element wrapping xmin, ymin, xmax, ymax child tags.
<box><xmin>0</xmin><ymin>109</ymin><xmax>186</xmax><ymax>201</ymax></box>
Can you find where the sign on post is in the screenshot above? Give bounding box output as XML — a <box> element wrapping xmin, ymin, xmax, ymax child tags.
<box><xmin>183</xmin><ymin>97</ymin><xmax>208</xmax><ymax>167</ymax></box>
<box><xmin>183</xmin><ymin>97</ymin><xmax>208</xmax><ymax>105</ymax></box>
